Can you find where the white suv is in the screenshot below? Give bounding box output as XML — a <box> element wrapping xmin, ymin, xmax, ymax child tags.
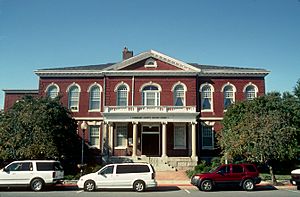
<box><xmin>77</xmin><ymin>163</ymin><xmax>157</xmax><ymax>192</ymax></box>
<box><xmin>0</xmin><ymin>160</ymin><xmax>64</xmax><ymax>191</ymax></box>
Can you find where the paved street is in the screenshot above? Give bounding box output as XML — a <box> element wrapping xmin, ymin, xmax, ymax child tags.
<box><xmin>0</xmin><ymin>186</ymin><xmax>299</xmax><ymax>197</ymax></box>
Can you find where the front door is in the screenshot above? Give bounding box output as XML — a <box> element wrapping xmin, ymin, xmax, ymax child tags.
<box><xmin>142</xmin><ymin>126</ymin><xmax>160</xmax><ymax>156</ymax></box>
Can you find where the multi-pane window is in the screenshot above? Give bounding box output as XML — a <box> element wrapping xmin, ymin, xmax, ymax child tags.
<box><xmin>202</xmin><ymin>126</ymin><xmax>213</xmax><ymax>149</ymax></box>
<box><xmin>223</xmin><ymin>85</ymin><xmax>234</xmax><ymax>109</ymax></box>
<box><xmin>89</xmin><ymin>126</ymin><xmax>100</xmax><ymax>147</ymax></box>
<box><xmin>89</xmin><ymin>86</ymin><xmax>101</xmax><ymax>111</ymax></box>
<box><xmin>201</xmin><ymin>85</ymin><xmax>212</xmax><ymax>110</ymax></box>
<box><xmin>117</xmin><ymin>85</ymin><xmax>128</xmax><ymax>106</ymax></box>
<box><xmin>174</xmin><ymin>85</ymin><xmax>185</xmax><ymax>106</ymax></box>
<box><xmin>47</xmin><ymin>85</ymin><xmax>59</xmax><ymax>99</ymax></box>
<box><xmin>174</xmin><ymin>125</ymin><xmax>186</xmax><ymax>149</ymax></box>
<box><xmin>116</xmin><ymin>125</ymin><xmax>127</xmax><ymax>147</ymax></box>
<box><xmin>245</xmin><ymin>85</ymin><xmax>256</xmax><ymax>100</ymax></box>
<box><xmin>142</xmin><ymin>85</ymin><xmax>160</xmax><ymax>106</ymax></box>
<box><xmin>68</xmin><ymin>85</ymin><xmax>80</xmax><ymax>111</ymax></box>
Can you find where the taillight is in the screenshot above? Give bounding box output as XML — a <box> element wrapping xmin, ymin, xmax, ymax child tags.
<box><xmin>152</xmin><ymin>173</ymin><xmax>155</xmax><ymax>179</ymax></box>
<box><xmin>53</xmin><ymin>172</ymin><xmax>56</xmax><ymax>178</ymax></box>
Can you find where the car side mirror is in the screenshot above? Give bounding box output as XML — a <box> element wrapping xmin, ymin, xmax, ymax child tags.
<box><xmin>3</xmin><ymin>168</ymin><xmax>10</xmax><ymax>173</ymax></box>
<box><xmin>99</xmin><ymin>172</ymin><xmax>107</xmax><ymax>178</ymax></box>
<box><xmin>217</xmin><ymin>170</ymin><xmax>223</xmax><ymax>174</ymax></box>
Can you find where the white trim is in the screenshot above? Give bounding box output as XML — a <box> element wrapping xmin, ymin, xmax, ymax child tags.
<box><xmin>144</xmin><ymin>58</ymin><xmax>157</xmax><ymax>68</ymax></box>
<box><xmin>200</xmin><ymin>83</ymin><xmax>214</xmax><ymax>112</ymax></box>
<box><xmin>199</xmin><ymin>117</ymin><xmax>223</xmax><ymax>121</ymax></box>
<box><xmin>221</xmin><ymin>82</ymin><xmax>236</xmax><ymax>92</ymax></box>
<box><xmin>87</xmin><ymin>82</ymin><xmax>103</xmax><ymax>92</ymax></box>
<box><xmin>243</xmin><ymin>82</ymin><xmax>258</xmax><ymax>93</ymax></box>
<box><xmin>44</xmin><ymin>82</ymin><xmax>60</xmax><ymax>93</ymax></box>
<box><xmin>139</xmin><ymin>82</ymin><xmax>162</xmax><ymax>92</ymax></box>
<box><xmin>67</xmin><ymin>83</ymin><xmax>81</xmax><ymax>112</ymax></box>
<box><xmin>114</xmin><ymin>81</ymin><xmax>130</xmax><ymax>92</ymax></box>
<box><xmin>173</xmin><ymin>123</ymin><xmax>187</xmax><ymax>149</ymax></box>
<box><xmin>103</xmin><ymin>50</ymin><xmax>201</xmax><ymax>72</ymax></box>
<box><xmin>171</xmin><ymin>81</ymin><xmax>187</xmax><ymax>92</ymax></box>
<box><xmin>74</xmin><ymin>117</ymin><xmax>104</xmax><ymax>121</ymax></box>
<box><xmin>66</xmin><ymin>82</ymin><xmax>81</xmax><ymax>92</ymax></box>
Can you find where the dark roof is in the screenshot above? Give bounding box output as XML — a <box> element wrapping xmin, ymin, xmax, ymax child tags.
<box><xmin>39</xmin><ymin>63</ymin><xmax>114</xmax><ymax>71</ymax></box>
<box><xmin>189</xmin><ymin>63</ymin><xmax>267</xmax><ymax>71</ymax></box>
<box><xmin>38</xmin><ymin>62</ymin><xmax>266</xmax><ymax>72</ymax></box>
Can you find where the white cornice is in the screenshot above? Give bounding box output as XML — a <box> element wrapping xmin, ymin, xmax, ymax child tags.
<box><xmin>104</xmin><ymin>50</ymin><xmax>201</xmax><ymax>72</ymax></box>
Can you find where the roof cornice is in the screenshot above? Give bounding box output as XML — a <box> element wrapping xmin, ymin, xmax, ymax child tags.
<box><xmin>104</xmin><ymin>50</ymin><xmax>201</xmax><ymax>72</ymax></box>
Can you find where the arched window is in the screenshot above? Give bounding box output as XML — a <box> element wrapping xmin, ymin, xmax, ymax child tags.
<box><xmin>68</xmin><ymin>84</ymin><xmax>80</xmax><ymax>111</ymax></box>
<box><xmin>173</xmin><ymin>85</ymin><xmax>185</xmax><ymax>106</ymax></box>
<box><xmin>200</xmin><ymin>84</ymin><xmax>213</xmax><ymax>111</ymax></box>
<box><xmin>89</xmin><ymin>85</ymin><xmax>101</xmax><ymax>111</ymax></box>
<box><xmin>46</xmin><ymin>84</ymin><xmax>59</xmax><ymax>99</ymax></box>
<box><xmin>223</xmin><ymin>85</ymin><xmax>235</xmax><ymax>109</ymax></box>
<box><xmin>142</xmin><ymin>85</ymin><xmax>160</xmax><ymax>106</ymax></box>
<box><xmin>117</xmin><ymin>85</ymin><xmax>128</xmax><ymax>106</ymax></box>
<box><xmin>245</xmin><ymin>85</ymin><xmax>257</xmax><ymax>100</ymax></box>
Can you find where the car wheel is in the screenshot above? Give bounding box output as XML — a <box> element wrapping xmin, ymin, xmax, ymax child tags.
<box><xmin>133</xmin><ymin>180</ymin><xmax>145</xmax><ymax>192</ymax></box>
<box><xmin>84</xmin><ymin>180</ymin><xmax>96</xmax><ymax>192</ymax></box>
<box><xmin>243</xmin><ymin>179</ymin><xmax>254</xmax><ymax>191</ymax></box>
<box><xmin>30</xmin><ymin>178</ymin><xmax>44</xmax><ymax>191</ymax></box>
<box><xmin>200</xmin><ymin>180</ymin><xmax>213</xmax><ymax>191</ymax></box>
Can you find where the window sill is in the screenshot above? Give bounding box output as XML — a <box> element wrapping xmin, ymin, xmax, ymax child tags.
<box><xmin>114</xmin><ymin>146</ymin><xmax>128</xmax><ymax>150</ymax></box>
<box><xmin>88</xmin><ymin>110</ymin><xmax>101</xmax><ymax>112</ymax></box>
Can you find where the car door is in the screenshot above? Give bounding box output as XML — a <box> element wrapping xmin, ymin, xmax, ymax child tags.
<box><xmin>213</xmin><ymin>165</ymin><xmax>231</xmax><ymax>186</ymax></box>
<box><xmin>94</xmin><ymin>165</ymin><xmax>115</xmax><ymax>188</ymax></box>
<box><xmin>0</xmin><ymin>162</ymin><xmax>33</xmax><ymax>185</ymax></box>
<box><xmin>231</xmin><ymin>164</ymin><xmax>245</xmax><ymax>186</ymax></box>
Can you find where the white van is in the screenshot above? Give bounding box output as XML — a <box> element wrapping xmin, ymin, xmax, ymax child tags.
<box><xmin>0</xmin><ymin>160</ymin><xmax>64</xmax><ymax>191</ymax></box>
<box><xmin>77</xmin><ymin>163</ymin><xmax>157</xmax><ymax>192</ymax></box>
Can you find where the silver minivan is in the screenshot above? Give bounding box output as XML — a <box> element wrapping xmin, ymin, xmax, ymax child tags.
<box><xmin>0</xmin><ymin>160</ymin><xmax>64</xmax><ymax>191</ymax></box>
<box><xmin>77</xmin><ymin>163</ymin><xmax>157</xmax><ymax>192</ymax></box>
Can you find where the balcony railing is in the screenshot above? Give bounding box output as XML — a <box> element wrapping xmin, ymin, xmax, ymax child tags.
<box><xmin>104</xmin><ymin>106</ymin><xmax>196</xmax><ymax>113</ymax></box>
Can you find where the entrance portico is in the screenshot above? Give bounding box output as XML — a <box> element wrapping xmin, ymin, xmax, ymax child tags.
<box><xmin>102</xmin><ymin>106</ymin><xmax>198</xmax><ymax>162</ymax></box>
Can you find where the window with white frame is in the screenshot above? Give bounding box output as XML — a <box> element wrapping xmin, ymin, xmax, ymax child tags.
<box><xmin>174</xmin><ymin>125</ymin><xmax>186</xmax><ymax>149</ymax></box>
<box><xmin>89</xmin><ymin>126</ymin><xmax>100</xmax><ymax>147</ymax></box>
<box><xmin>202</xmin><ymin>126</ymin><xmax>213</xmax><ymax>149</ymax></box>
<box><xmin>245</xmin><ymin>85</ymin><xmax>256</xmax><ymax>100</ymax></box>
<box><xmin>47</xmin><ymin>85</ymin><xmax>59</xmax><ymax>99</ymax></box>
<box><xmin>68</xmin><ymin>85</ymin><xmax>80</xmax><ymax>111</ymax></box>
<box><xmin>144</xmin><ymin>58</ymin><xmax>157</xmax><ymax>68</ymax></box>
<box><xmin>117</xmin><ymin>85</ymin><xmax>128</xmax><ymax>106</ymax></box>
<box><xmin>174</xmin><ymin>85</ymin><xmax>185</xmax><ymax>106</ymax></box>
<box><xmin>116</xmin><ymin>125</ymin><xmax>127</xmax><ymax>147</ymax></box>
<box><xmin>89</xmin><ymin>86</ymin><xmax>101</xmax><ymax>111</ymax></box>
<box><xmin>142</xmin><ymin>85</ymin><xmax>160</xmax><ymax>106</ymax></box>
<box><xmin>223</xmin><ymin>85</ymin><xmax>234</xmax><ymax>109</ymax></box>
<box><xmin>201</xmin><ymin>85</ymin><xmax>212</xmax><ymax>110</ymax></box>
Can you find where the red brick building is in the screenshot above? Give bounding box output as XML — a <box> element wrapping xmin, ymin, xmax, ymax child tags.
<box><xmin>3</xmin><ymin>48</ymin><xmax>269</xmax><ymax>169</ymax></box>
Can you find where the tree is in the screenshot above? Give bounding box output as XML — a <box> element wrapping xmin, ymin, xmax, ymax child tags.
<box><xmin>218</xmin><ymin>93</ymin><xmax>299</xmax><ymax>184</ymax></box>
<box><xmin>0</xmin><ymin>96</ymin><xmax>82</xmax><ymax>164</ymax></box>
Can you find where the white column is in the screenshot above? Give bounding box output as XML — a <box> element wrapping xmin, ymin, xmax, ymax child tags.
<box><xmin>109</xmin><ymin>124</ymin><xmax>114</xmax><ymax>154</ymax></box>
<box><xmin>162</xmin><ymin>122</ymin><xmax>167</xmax><ymax>157</ymax></box>
<box><xmin>132</xmin><ymin>122</ymin><xmax>138</xmax><ymax>157</ymax></box>
<box><xmin>102</xmin><ymin>123</ymin><xmax>108</xmax><ymax>155</ymax></box>
<box><xmin>191</xmin><ymin>122</ymin><xmax>197</xmax><ymax>158</ymax></box>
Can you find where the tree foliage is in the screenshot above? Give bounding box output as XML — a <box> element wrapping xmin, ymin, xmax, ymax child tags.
<box><xmin>0</xmin><ymin>96</ymin><xmax>81</xmax><ymax>162</ymax></box>
<box><xmin>218</xmin><ymin>91</ymin><xmax>300</xmax><ymax>183</ymax></box>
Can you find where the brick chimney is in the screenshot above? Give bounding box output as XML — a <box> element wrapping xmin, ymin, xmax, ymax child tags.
<box><xmin>122</xmin><ymin>47</ymin><xmax>133</xmax><ymax>60</ymax></box>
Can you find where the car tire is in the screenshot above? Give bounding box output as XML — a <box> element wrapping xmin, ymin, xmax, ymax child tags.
<box><xmin>30</xmin><ymin>178</ymin><xmax>44</xmax><ymax>191</ymax></box>
<box><xmin>200</xmin><ymin>180</ymin><xmax>213</xmax><ymax>191</ymax></box>
<box><xmin>84</xmin><ymin>180</ymin><xmax>96</xmax><ymax>192</ymax></box>
<box><xmin>243</xmin><ymin>179</ymin><xmax>254</xmax><ymax>191</ymax></box>
<box><xmin>133</xmin><ymin>180</ymin><xmax>145</xmax><ymax>192</ymax></box>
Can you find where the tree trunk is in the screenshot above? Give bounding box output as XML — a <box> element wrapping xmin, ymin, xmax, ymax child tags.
<box><xmin>268</xmin><ymin>164</ymin><xmax>277</xmax><ymax>185</ymax></box>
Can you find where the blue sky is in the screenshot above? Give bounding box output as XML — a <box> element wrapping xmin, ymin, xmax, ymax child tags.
<box><xmin>0</xmin><ymin>0</ymin><xmax>299</xmax><ymax>109</ymax></box>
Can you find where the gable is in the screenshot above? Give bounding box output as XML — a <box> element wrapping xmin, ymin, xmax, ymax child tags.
<box><xmin>105</xmin><ymin>50</ymin><xmax>201</xmax><ymax>72</ymax></box>
<box><xmin>120</xmin><ymin>58</ymin><xmax>183</xmax><ymax>71</ymax></box>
